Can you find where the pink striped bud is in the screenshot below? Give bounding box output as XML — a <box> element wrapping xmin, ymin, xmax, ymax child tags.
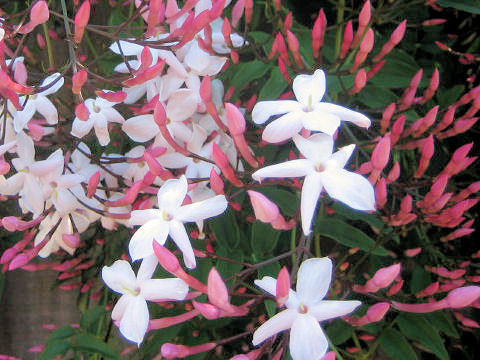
<box><xmin>105</xmin><ymin>180</ymin><xmax>143</xmax><ymax>206</ymax></box>
<box><xmin>350</xmin><ymin>29</ymin><xmax>374</xmax><ymax>73</ymax></box>
<box><xmin>225</xmin><ymin>102</ymin><xmax>245</xmax><ymax>135</ymax></box>
<box><xmin>438</xmin><ymin>117</ymin><xmax>479</xmax><ymax>139</ymax></box>
<box><xmin>421</xmin><ymin>68</ymin><xmax>439</xmax><ymax>103</ymax></box>
<box><xmin>452</xmin><ymin>181</ymin><xmax>480</xmax><ymax>203</ymax></box>
<box><xmin>247</xmin><ymin>190</ymin><xmax>279</xmax><ymax>223</ymax></box>
<box><xmin>414</xmin><ymin>134</ymin><xmax>434</xmax><ymax>178</ymax></box>
<box><xmin>386</xmin><ymin>279</ymin><xmax>404</xmax><ymax>295</ymax></box>
<box><xmin>275</xmin><ymin>33</ymin><xmax>291</xmax><ymax>66</ymax></box>
<box><xmin>370</xmin><ymin>263</ymin><xmax>401</xmax><ymax>289</ymax></box>
<box><xmin>422</xmin><ymin>19</ymin><xmax>447</xmax><ymax>26</ymax></box>
<box><xmin>366</xmin><ymin>302</ymin><xmax>390</xmax><ymax>323</ymax></box>
<box><xmin>222</xmin><ymin>18</ymin><xmax>233</xmax><ymax>47</ymax></box>
<box><xmin>413</xmin><ymin>106</ymin><xmax>439</xmax><ymax>138</ymax></box>
<box><xmin>446</xmin><ymin>286</ymin><xmax>480</xmax><ymax>308</ymax></box>
<box><xmin>349</xmin><ymin>69</ymin><xmax>367</xmax><ymax>94</ymax></box>
<box><xmin>208</xmin><ymin>267</ymin><xmax>233</xmax><ymax>312</ymax></box>
<box><xmin>86</xmin><ymin>171</ymin><xmax>101</xmax><ymax>198</ymax></box>
<box><xmin>95</xmin><ymin>90</ymin><xmax>127</xmax><ymax>103</ymax></box>
<box><xmin>74</xmin><ymin>1</ymin><xmax>90</xmax><ymax>44</ymax></box>
<box><xmin>339</xmin><ymin>20</ymin><xmax>353</xmax><ymax>60</ymax></box>
<box><xmin>72</xmin><ymin>69</ymin><xmax>87</xmax><ymax>95</ymax></box>
<box><xmin>400</xmin><ymin>194</ymin><xmax>413</xmax><ymax>213</ymax></box>
<box><xmin>19</xmin><ymin>1</ymin><xmax>49</xmax><ymax>34</ymax></box>
<box><xmin>417</xmin><ymin>281</ymin><xmax>439</xmax><ymax>297</ymax></box>
<box><xmin>286</xmin><ymin>30</ymin><xmax>303</xmax><ymax>68</ymax></box>
<box><xmin>276</xmin><ymin>266</ymin><xmax>290</xmax><ymax>307</ymax></box>
<box><xmin>366</xmin><ymin>59</ymin><xmax>386</xmax><ymax>80</ymax></box>
<box><xmin>391</xmin><ymin>115</ymin><xmax>406</xmax><ymax>145</ymax></box>
<box><xmin>210</xmin><ymin>169</ymin><xmax>224</xmax><ymax>195</ymax></box>
<box><xmin>312</xmin><ymin>9</ymin><xmax>327</xmax><ymax>59</ymax></box>
<box><xmin>375</xmin><ymin>177</ymin><xmax>387</xmax><ymax>208</ymax></box>
<box><xmin>380</xmin><ymin>103</ymin><xmax>396</xmax><ymax>133</ymax></box>
<box><xmin>192</xmin><ymin>300</ymin><xmax>221</xmax><ymax>320</ymax></box>
<box><xmin>371</xmin><ymin>135</ymin><xmax>391</xmax><ymax>171</ymax></box>
<box><xmin>352</xmin><ymin>0</ymin><xmax>371</xmax><ymax>47</ymax></box>
<box><xmin>386</xmin><ymin>161</ymin><xmax>400</xmax><ymax>183</ymax></box>
<box><xmin>153</xmin><ymin>241</ymin><xmax>180</xmax><ymax>273</ymax></box>
<box><xmin>373</xmin><ymin>20</ymin><xmax>407</xmax><ymax>62</ymax></box>
<box><xmin>146</xmin><ymin>0</ymin><xmax>163</xmax><ymax>36</ymax></box>
<box><xmin>284</xmin><ymin>12</ymin><xmax>293</xmax><ymax>33</ymax></box>
<box><xmin>399</xmin><ymin>69</ymin><xmax>423</xmax><ymax>111</ymax></box>
<box><xmin>245</xmin><ymin>0</ymin><xmax>253</xmax><ymax>24</ymax></box>
<box><xmin>213</xmin><ymin>143</ymin><xmax>243</xmax><ymax>187</ymax></box>
<box><xmin>162</xmin><ymin>343</ymin><xmax>216</xmax><ymax>359</ymax></box>
<box><xmin>232</xmin><ymin>0</ymin><xmax>245</xmax><ymax>27</ymax></box>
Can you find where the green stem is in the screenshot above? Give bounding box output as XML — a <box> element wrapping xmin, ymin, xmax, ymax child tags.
<box><xmin>335</xmin><ymin>0</ymin><xmax>346</xmax><ymax>58</ymax></box>
<box><xmin>42</xmin><ymin>23</ymin><xmax>54</xmax><ymax>68</ymax></box>
<box><xmin>60</xmin><ymin>0</ymin><xmax>78</xmax><ymax>74</ymax></box>
<box><xmin>290</xmin><ymin>226</ymin><xmax>297</xmax><ymax>264</ymax></box>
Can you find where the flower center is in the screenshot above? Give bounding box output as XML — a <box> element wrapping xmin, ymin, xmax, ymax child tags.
<box><xmin>162</xmin><ymin>210</ymin><xmax>173</xmax><ymax>221</ymax></box>
<box><xmin>315</xmin><ymin>163</ymin><xmax>326</xmax><ymax>172</ymax></box>
<box><xmin>303</xmin><ymin>95</ymin><xmax>314</xmax><ymax>112</ymax></box>
<box><xmin>122</xmin><ymin>285</ymin><xmax>140</xmax><ymax>296</ymax></box>
<box><xmin>93</xmin><ymin>104</ymin><xmax>101</xmax><ymax>113</ymax></box>
<box><xmin>298</xmin><ymin>303</ymin><xmax>308</xmax><ymax>314</ymax></box>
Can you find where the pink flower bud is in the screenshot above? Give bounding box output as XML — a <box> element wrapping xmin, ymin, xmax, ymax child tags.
<box><xmin>153</xmin><ymin>241</ymin><xmax>180</xmax><ymax>273</ymax></box>
<box><xmin>247</xmin><ymin>190</ymin><xmax>279</xmax><ymax>223</ymax></box>
<box><xmin>105</xmin><ymin>180</ymin><xmax>143</xmax><ymax>206</ymax></box>
<box><xmin>422</xmin><ymin>19</ymin><xmax>447</xmax><ymax>26</ymax></box>
<box><xmin>232</xmin><ymin>0</ymin><xmax>245</xmax><ymax>27</ymax></box>
<box><xmin>122</xmin><ymin>60</ymin><xmax>165</xmax><ymax>87</ymax></box>
<box><xmin>276</xmin><ymin>267</ymin><xmax>290</xmax><ymax>306</ymax></box>
<box><xmin>350</xmin><ymin>29</ymin><xmax>374</xmax><ymax>72</ymax></box>
<box><xmin>321</xmin><ymin>352</ymin><xmax>336</xmax><ymax>360</ymax></box>
<box><xmin>74</xmin><ymin>1</ymin><xmax>90</xmax><ymax>44</ymax></box>
<box><xmin>86</xmin><ymin>171</ymin><xmax>101</xmax><ymax>198</ymax></box>
<box><xmin>72</xmin><ymin>69</ymin><xmax>87</xmax><ymax>95</ymax></box>
<box><xmin>391</xmin><ymin>115</ymin><xmax>406</xmax><ymax>144</ymax></box>
<box><xmin>19</xmin><ymin>1</ymin><xmax>49</xmax><ymax>34</ymax></box>
<box><xmin>386</xmin><ymin>161</ymin><xmax>400</xmax><ymax>183</ymax></box>
<box><xmin>210</xmin><ymin>169</ymin><xmax>224</xmax><ymax>195</ymax></box>
<box><xmin>387</xmin><ymin>279</ymin><xmax>404</xmax><ymax>295</ymax></box>
<box><xmin>399</xmin><ymin>69</ymin><xmax>423</xmax><ymax>111</ymax></box>
<box><xmin>62</xmin><ymin>234</ymin><xmax>81</xmax><ymax>249</ymax></box>
<box><xmin>349</xmin><ymin>69</ymin><xmax>367</xmax><ymax>94</ymax></box>
<box><xmin>284</xmin><ymin>12</ymin><xmax>293</xmax><ymax>32</ymax></box>
<box><xmin>286</xmin><ymin>30</ymin><xmax>303</xmax><ymax>68</ymax></box>
<box><xmin>208</xmin><ymin>267</ymin><xmax>233</xmax><ymax>312</ymax></box>
<box><xmin>13</xmin><ymin>62</ymin><xmax>28</xmax><ymax>85</ymax></box>
<box><xmin>209</xmin><ymin>0</ymin><xmax>226</xmax><ymax>21</ymax></box>
<box><xmin>371</xmin><ymin>135</ymin><xmax>391</xmax><ymax>171</ymax></box>
<box><xmin>417</xmin><ymin>281</ymin><xmax>439</xmax><ymax>297</ymax></box>
<box><xmin>312</xmin><ymin>9</ymin><xmax>326</xmax><ymax>58</ymax></box>
<box><xmin>213</xmin><ymin>143</ymin><xmax>243</xmax><ymax>187</ymax></box>
<box><xmin>274</xmin><ymin>0</ymin><xmax>281</xmax><ymax>11</ymax></box>
<box><xmin>352</xmin><ymin>0</ymin><xmax>371</xmax><ymax>47</ymax></box>
<box><xmin>375</xmin><ymin>177</ymin><xmax>387</xmax><ymax>209</ymax></box>
<box><xmin>339</xmin><ymin>20</ymin><xmax>353</xmax><ymax>60</ymax></box>
<box><xmin>392</xmin><ymin>300</ymin><xmax>447</xmax><ymax>313</ymax></box>
<box><xmin>414</xmin><ymin>134</ymin><xmax>434</xmax><ymax>178</ymax></box>
<box><xmin>373</xmin><ymin>20</ymin><xmax>407</xmax><ymax>62</ymax></box>
<box><xmin>366</xmin><ymin>59</ymin><xmax>386</xmax><ymax>80</ymax></box>
<box><xmin>95</xmin><ymin>90</ymin><xmax>127</xmax><ymax>103</ymax></box>
<box><xmin>421</xmin><ymin>68</ymin><xmax>439</xmax><ymax>103</ymax></box>
<box><xmin>225</xmin><ymin>103</ymin><xmax>245</xmax><ymax>135</ymax></box>
<box><xmin>192</xmin><ymin>300</ymin><xmax>221</xmax><ymax>320</ymax></box>
<box><xmin>446</xmin><ymin>286</ymin><xmax>480</xmax><ymax>308</ymax></box>
<box><xmin>222</xmin><ymin>18</ymin><xmax>232</xmax><ymax>47</ymax></box>
<box><xmin>366</xmin><ymin>302</ymin><xmax>390</xmax><ymax>323</ymax></box>
<box><xmin>370</xmin><ymin>263</ymin><xmax>401</xmax><ymax>289</ymax></box>
<box><xmin>146</xmin><ymin>0</ymin><xmax>163</xmax><ymax>36</ymax></box>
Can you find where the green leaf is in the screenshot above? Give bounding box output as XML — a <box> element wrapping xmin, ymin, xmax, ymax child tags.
<box><xmin>330</xmin><ymin>202</ymin><xmax>385</xmax><ymax>230</ymax></box>
<box><xmin>410</xmin><ymin>267</ymin><xmax>432</xmax><ymax>294</ymax></box>
<box><xmin>141</xmin><ymin>324</ymin><xmax>183</xmax><ymax>356</ymax></box>
<box><xmin>230</xmin><ymin>60</ymin><xmax>271</xmax><ymax>97</ymax></box>
<box><xmin>315</xmin><ymin>219</ymin><xmax>389</xmax><ymax>256</ymax></box>
<box><xmin>422</xmin><ymin>312</ymin><xmax>460</xmax><ymax>339</ymax></box>
<box><xmin>80</xmin><ymin>305</ymin><xmax>107</xmax><ymax>331</ymax></box>
<box><xmin>437</xmin><ymin>0</ymin><xmax>480</xmax><ymax>14</ymax></box>
<box><xmin>357</xmin><ymin>84</ymin><xmax>397</xmax><ymax>108</ymax></box>
<box><xmin>248</xmin><ymin>31</ymin><xmax>271</xmax><ymax>45</ymax></box>
<box><xmin>46</xmin><ymin>325</ymin><xmax>76</xmax><ymax>343</ymax></box>
<box><xmin>208</xmin><ymin>209</ymin><xmax>241</xmax><ymax>249</ymax></box>
<box><xmin>258</xmin><ymin>67</ymin><xmax>289</xmax><ymax>101</ymax></box>
<box><xmin>265</xmin><ymin>299</ymin><xmax>277</xmax><ymax>318</ymax></box>
<box><xmin>380</xmin><ymin>328</ymin><xmax>418</xmax><ymax>360</ymax></box>
<box><xmin>255</xmin><ymin>187</ymin><xmax>298</xmax><ymax>217</ymax></box>
<box><xmin>325</xmin><ymin>320</ymin><xmax>353</xmax><ymax>345</ymax></box>
<box><xmin>437</xmin><ymin>84</ymin><xmax>464</xmax><ymax>108</ymax></box>
<box><xmin>39</xmin><ymin>340</ymin><xmax>71</xmax><ymax>360</ymax></box>
<box><xmin>370</xmin><ymin>50</ymin><xmax>419</xmax><ymax>88</ymax></box>
<box><xmin>72</xmin><ymin>333</ymin><xmax>119</xmax><ymax>359</ymax></box>
<box><xmin>251</xmin><ymin>221</ymin><xmax>281</xmax><ymax>255</ymax></box>
<box><xmin>397</xmin><ymin>313</ymin><xmax>449</xmax><ymax>360</ymax></box>
<box><xmin>257</xmin><ymin>262</ymin><xmax>281</xmax><ymax>278</ymax></box>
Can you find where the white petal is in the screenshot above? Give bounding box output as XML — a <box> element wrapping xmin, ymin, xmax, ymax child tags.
<box><xmin>159</xmin><ymin>153</ymin><xmax>191</xmax><ymax>169</ymax></box>
<box><xmin>309</xmin><ymin>300</ymin><xmax>362</xmax><ymax>322</ymax></box>
<box><xmin>176</xmin><ymin>195</ymin><xmax>228</xmax><ymax>223</ymax></box>
<box><xmin>13</xmin><ymin>102</ymin><xmax>35</xmax><ymax>132</ymax></box>
<box><xmin>184</xmin><ymin>42</ymin><xmax>211</xmax><ymax>74</ymax></box>
<box><xmin>23</xmin><ymin>174</ymin><xmax>45</xmax><ymax>214</ymax></box>
<box><xmin>187</xmin><ymin>123</ymin><xmax>208</xmax><ymax>153</ymax></box>
<box><xmin>292</xmin><ymin>70</ymin><xmax>326</xmax><ymax>107</ymax></box>
<box><xmin>293</xmin><ymin>133</ymin><xmax>333</xmax><ymax>163</ymax></box>
<box><xmin>252</xmin><ymin>159</ymin><xmax>313</xmax><ymax>182</ymax></box>
<box><xmin>40</xmin><ymin>73</ymin><xmax>64</xmax><ymax>95</ymax></box>
<box><xmin>296</xmin><ymin>257</ymin><xmax>332</xmax><ymax>305</ymax></box>
<box><xmin>254</xmin><ymin>276</ymin><xmax>299</xmax><ymax>309</ymax></box>
<box><xmin>330</xmin><ymin>144</ymin><xmax>355</xmax><ymax>169</ymax></box>
<box><xmin>321</xmin><ymin>168</ymin><xmax>376</xmax><ymax>211</ymax></box>
<box><xmin>109</xmin><ymin>40</ymin><xmax>143</xmax><ymax>56</ymax></box>
<box><xmin>262</xmin><ymin>111</ymin><xmax>305</xmax><ymax>143</ymax></box>
<box><xmin>252</xmin><ymin>100</ymin><xmax>301</xmax><ymax>125</ymax></box>
<box><xmin>71</xmin><ymin>118</ymin><xmax>94</xmax><ymax>139</ymax></box>
<box><xmin>302</xmin><ymin>110</ymin><xmax>341</xmax><ymax>136</ymax></box>
<box><xmin>112</xmin><ymin>294</ymin><xmax>131</xmax><ymax>321</ymax></box>
<box><xmin>140</xmin><ymin>278</ymin><xmax>189</xmax><ymax>301</ymax></box>
<box><xmin>289</xmin><ymin>314</ymin><xmax>328</xmax><ymax>360</ymax></box>
<box><xmin>102</xmin><ymin>107</ymin><xmax>125</xmax><ymax>124</ymax></box>
<box><xmin>129</xmin><ymin>209</ymin><xmax>163</xmax><ymax>226</ymax></box>
<box><xmin>102</xmin><ymin>260</ymin><xmax>138</xmax><ymax>294</ymax></box>
<box><xmin>201</xmin><ymin>55</ymin><xmax>227</xmax><ymax>76</ymax></box>
<box><xmin>119</xmin><ymin>295</ymin><xmax>149</xmax><ymax>345</ymax></box>
<box><xmin>129</xmin><ymin>219</ymin><xmax>169</xmax><ymax>261</ymax></box>
<box><xmin>35</xmin><ymin>96</ymin><xmax>58</xmax><ymax>124</ymax></box>
<box><xmin>122</xmin><ymin>115</ymin><xmax>159</xmax><ymax>142</ymax></box>
<box><xmin>123</xmin><ymin>84</ymin><xmax>147</xmax><ymax>104</ymax></box>
<box><xmin>93</xmin><ymin>114</ymin><xmax>110</xmax><ymax>146</ymax></box>
<box><xmin>157</xmin><ymin>175</ymin><xmax>188</xmax><ymax>213</ymax></box>
<box><xmin>315</xmin><ymin>103</ymin><xmax>371</xmax><ymax>128</ymax></box>
<box><xmin>136</xmin><ymin>254</ymin><xmax>158</xmax><ymax>281</ymax></box>
<box><xmin>169</xmin><ymin>220</ymin><xmax>196</xmax><ymax>269</ymax></box>
<box><xmin>300</xmin><ymin>173</ymin><xmax>323</xmax><ymax>236</ymax></box>
<box><xmin>166</xmin><ymin>89</ymin><xmax>198</xmax><ymax>122</ymax></box>
<box><xmin>16</xmin><ymin>131</ymin><xmax>35</xmax><ymax>165</ymax></box>
<box><xmin>157</xmin><ymin>49</ymin><xmax>188</xmax><ymax>78</ymax></box>
<box><xmin>252</xmin><ymin>309</ymin><xmax>297</xmax><ymax>346</ymax></box>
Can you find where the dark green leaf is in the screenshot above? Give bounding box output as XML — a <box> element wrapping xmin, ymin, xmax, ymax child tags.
<box><xmin>325</xmin><ymin>320</ymin><xmax>353</xmax><ymax>345</ymax></box>
<box><xmin>257</xmin><ymin>262</ymin><xmax>281</xmax><ymax>278</ymax></box>
<box><xmin>46</xmin><ymin>325</ymin><xmax>76</xmax><ymax>343</ymax></box>
<box><xmin>437</xmin><ymin>84</ymin><xmax>464</xmax><ymax>108</ymax></box>
<box><xmin>248</xmin><ymin>31</ymin><xmax>271</xmax><ymax>45</ymax></box>
<box><xmin>330</xmin><ymin>202</ymin><xmax>385</xmax><ymax>230</ymax></box>
<box><xmin>141</xmin><ymin>324</ymin><xmax>183</xmax><ymax>356</ymax></box>
<box><xmin>72</xmin><ymin>333</ymin><xmax>119</xmax><ymax>359</ymax></box>
<box><xmin>251</xmin><ymin>221</ymin><xmax>281</xmax><ymax>255</ymax></box>
<box><xmin>410</xmin><ymin>267</ymin><xmax>432</xmax><ymax>294</ymax></box>
<box><xmin>422</xmin><ymin>312</ymin><xmax>460</xmax><ymax>339</ymax></box>
<box><xmin>208</xmin><ymin>209</ymin><xmax>241</xmax><ymax>249</ymax></box>
<box><xmin>397</xmin><ymin>313</ymin><xmax>449</xmax><ymax>360</ymax></box>
<box><xmin>380</xmin><ymin>328</ymin><xmax>418</xmax><ymax>360</ymax></box>
<box><xmin>39</xmin><ymin>340</ymin><xmax>71</xmax><ymax>360</ymax></box>
<box><xmin>315</xmin><ymin>219</ymin><xmax>389</xmax><ymax>256</ymax></box>
<box><xmin>437</xmin><ymin>0</ymin><xmax>480</xmax><ymax>14</ymax></box>
<box><xmin>265</xmin><ymin>299</ymin><xmax>277</xmax><ymax>318</ymax></box>
<box><xmin>370</xmin><ymin>50</ymin><xmax>419</xmax><ymax>88</ymax></box>
<box><xmin>255</xmin><ymin>187</ymin><xmax>298</xmax><ymax>217</ymax></box>
<box><xmin>230</xmin><ymin>61</ymin><xmax>271</xmax><ymax>97</ymax></box>
<box><xmin>258</xmin><ymin>67</ymin><xmax>289</xmax><ymax>101</ymax></box>
<box><xmin>80</xmin><ymin>305</ymin><xmax>107</xmax><ymax>331</ymax></box>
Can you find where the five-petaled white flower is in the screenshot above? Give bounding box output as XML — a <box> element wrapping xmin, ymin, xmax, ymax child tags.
<box><xmin>129</xmin><ymin>175</ymin><xmax>228</xmax><ymax>268</ymax></box>
<box><xmin>252</xmin><ymin>133</ymin><xmax>375</xmax><ymax>235</ymax></box>
<box><xmin>253</xmin><ymin>257</ymin><xmax>361</xmax><ymax>360</ymax></box>
<box><xmin>102</xmin><ymin>257</ymin><xmax>189</xmax><ymax>345</ymax></box>
<box><xmin>252</xmin><ymin>69</ymin><xmax>371</xmax><ymax>143</ymax></box>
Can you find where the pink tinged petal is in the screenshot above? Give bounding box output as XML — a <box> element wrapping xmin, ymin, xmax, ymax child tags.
<box><xmin>168</xmin><ymin>121</ymin><xmax>193</xmax><ymax>143</ymax></box>
<box><xmin>16</xmin><ymin>131</ymin><xmax>35</xmax><ymax>165</ymax></box>
<box><xmin>176</xmin><ymin>195</ymin><xmax>228</xmax><ymax>222</ymax></box>
<box><xmin>158</xmin><ymin>175</ymin><xmax>188</xmax><ymax>213</ymax></box>
<box><xmin>14</xmin><ymin>102</ymin><xmax>35</xmax><ymax>132</ymax></box>
<box><xmin>185</xmin><ymin>42</ymin><xmax>211</xmax><ymax>74</ymax></box>
<box><xmin>122</xmin><ymin>115</ymin><xmax>159</xmax><ymax>142</ymax></box>
<box><xmin>300</xmin><ymin>173</ymin><xmax>323</xmax><ymax>235</ymax></box>
<box><xmin>296</xmin><ymin>257</ymin><xmax>332</xmax><ymax>305</ymax></box>
<box><xmin>159</xmin><ymin>153</ymin><xmax>191</xmax><ymax>169</ymax></box>
<box><xmin>119</xmin><ymin>295</ymin><xmax>149</xmax><ymax>345</ymax></box>
<box><xmin>321</xmin><ymin>168</ymin><xmax>375</xmax><ymax>211</ymax></box>
<box><xmin>157</xmin><ymin>49</ymin><xmax>188</xmax><ymax>78</ymax></box>
<box><xmin>40</xmin><ymin>73</ymin><xmax>64</xmax><ymax>95</ymax></box>
<box><xmin>289</xmin><ymin>314</ymin><xmax>328</xmax><ymax>360</ymax></box>
<box><xmin>185</xmin><ymin>72</ymin><xmax>201</xmax><ymax>94</ymax></box>
<box><xmin>169</xmin><ymin>220</ymin><xmax>196</xmax><ymax>269</ymax></box>
<box><xmin>140</xmin><ymin>278</ymin><xmax>189</xmax><ymax>301</ymax></box>
<box><xmin>166</xmin><ymin>89</ymin><xmax>198</xmax><ymax>122</ymax></box>
<box><xmin>101</xmin><ymin>260</ymin><xmax>138</xmax><ymax>294</ymax></box>
<box><xmin>252</xmin><ymin>309</ymin><xmax>298</xmax><ymax>346</ymax></box>
<box><xmin>123</xmin><ymin>84</ymin><xmax>147</xmax><ymax>104</ymax></box>
<box><xmin>292</xmin><ymin>69</ymin><xmax>326</xmax><ymax>106</ymax></box>
<box><xmin>293</xmin><ymin>134</ymin><xmax>333</xmax><ymax>163</ymax></box>
<box><xmin>302</xmin><ymin>110</ymin><xmax>341</xmax><ymax>136</ymax></box>
<box><xmin>71</xmin><ymin>117</ymin><xmax>94</xmax><ymax>138</ymax></box>
<box><xmin>112</xmin><ymin>294</ymin><xmax>131</xmax><ymax>321</ymax></box>
<box><xmin>315</xmin><ymin>103</ymin><xmax>371</xmax><ymax>128</ymax></box>
<box><xmin>202</xmin><ymin>56</ymin><xmax>227</xmax><ymax>76</ymax></box>
<box><xmin>136</xmin><ymin>254</ymin><xmax>158</xmax><ymax>281</ymax></box>
<box><xmin>252</xmin><ymin>159</ymin><xmax>313</xmax><ymax>182</ymax></box>
<box><xmin>252</xmin><ymin>100</ymin><xmax>302</xmax><ymax>125</ymax></box>
<box><xmin>330</xmin><ymin>144</ymin><xmax>355</xmax><ymax>169</ymax></box>
<box><xmin>109</xmin><ymin>40</ymin><xmax>143</xmax><ymax>56</ymax></box>
<box><xmin>102</xmin><ymin>107</ymin><xmax>125</xmax><ymax>123</ymax></box>
<box><xmin>262</xmin><ymin>111</ymin><xmax>304</xmax><ymax>143</ymax></box>
<box><xmin>129</xmin><ymin>219</ymin><xmax>169</xmax><ymax>261</ymax></box>
<box><xmin>309</xmin><ymin>300</ymin><xmax>362</xmax><ymax>321</ymax></box>
<box><xmin>23</xmin><ymin>174</ymin><xmax>45</xmax><ymax>214</ymax></box>
<box><xmin>0</xmin><ymin>172</ymin><xmax>25</xmax><ymax>195</ymax></box>
<box><xmin>35</xmin><ymin>96</ymin><xmax>58</xmax><ymax>124</ymax></box>
<box><xmin>114</xmin><ymin>61</ymin><xmax>139</xmax><ymax>73</ymax></box>
<box><xmin>254</xmin><ymin>276</ymin><xmax>299</xmax><ymax>309</ymax></box>
<box><xmin>130</xmin><ymin>209</ymin><xmax>163</xmax><ymax>226</ymax></box>
<box><xmin>93</xmin><ymin>114</ymin><xmax>110</xmax><ymax>146</ymax></box>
